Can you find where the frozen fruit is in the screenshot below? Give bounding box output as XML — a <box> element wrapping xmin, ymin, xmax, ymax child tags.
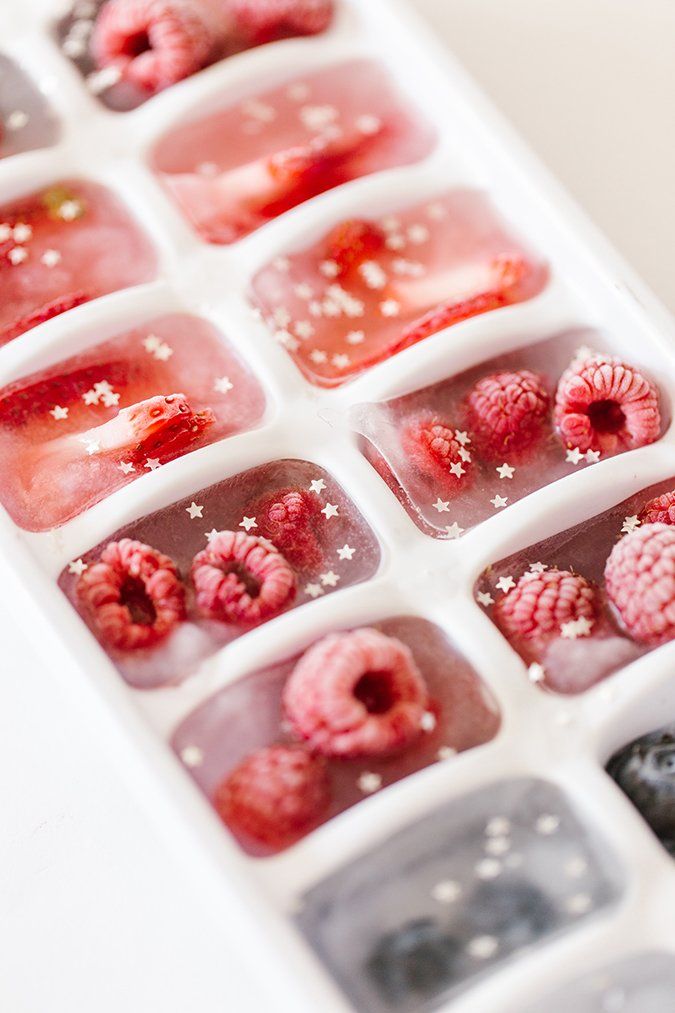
<box><xmin>326</xmin><ymin>218</ymin><xmax>387</xmax><ymax>277</ymax></box>
<box><xmin>191</xmin><ymin>530</ymin><xmax>296</xmax><ymax>625</ymax></box>
<box><xmin>494</xmin><ymin>569</ymin><xmax>597</xmax><ymax>642</ymax></box>
<box><xmin>214</xmin><ymin>744</ymin><xmax>331</xmax><ymax>848</ymax></box>
<box><xmin>608</xmin><ymin>726</ymin><xmax>675</xmax><ymax>856</ymax></box>
<box><xmin>77</xmin><ymin>538</ymin><xmax>186</xmax><ymax>651</ymax></box>
<box><xmin>466</xmin><ymin>369</ymin><xmax>550</xmax><ymax>461</ymax></box>
<box><xmin>1</xmin><ymin>292</ymin><xmax>90</xmax><ymax>346</ymax></box>
<box><xmin>639</xmin><ymin>490</ymin><xmax>675</xmax><ymax>526</ymax></box>
<box><xmin>464</xmin><ymin>880</ymin><xmax>555</xmax><ymax>950</ymax></box>
<box><xmin>284</xmin><ymin>628</ymin><xmax>429</xmax><ymax>759</ymax></box>
<box><xmin>367</xmin><ymin>919</ymin><xmax>458</xmax><ymax>1005</ymax></box>
<box><xmin>554</xmin><ymin>351</ymin><xmax>660</xmax><ymax>455</ymax></box>
<box><xmin>252</xmin><ymin>487</ymin><xmax>323</xmax><ymax>569</ymax></box>
<box><xmin>228</xmin><ymin>0</ymin><xmax>334</xmax><ymax>45</ymax></box>
<box><xmin>605</xmin><ymin>523</ymin><xmax>675</xmax><ymax>645</ymax></box>
<box><xmin>400</xmin><ymin>414</ymin><xmax>471</xmax><ymax>492</ymax></box>
<box><xmin>91</xmin><ymin>0</ymin><xmax>220</xmax><ymax>93</ymax></box>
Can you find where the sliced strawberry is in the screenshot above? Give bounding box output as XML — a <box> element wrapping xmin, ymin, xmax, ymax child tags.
<box><xmin>0</xmin><ymin>292</ymin><xmax>91</xmax><ymax>347</ymax></box>
<box><xmin>97</xmin><ymin>393</ymin><xmax>215</xmax><ymax>464</ymax></box>
<box><xmin>325</xmin><ymin>219</ymin><xmax>387</xmax><ymax>276</ymax></box>
<box><xmin>0</xmin><ymin>359</ymin><xmax>130</xmax><ymax>428</ymax></box>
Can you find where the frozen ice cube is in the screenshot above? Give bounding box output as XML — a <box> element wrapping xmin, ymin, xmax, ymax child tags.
<box><xmin>524</xmin><ymin>952</ymin><xmax>675</xmax><ymax>1013</ymax></box>
<box><xmin>607</xmin><ymin>722</ymin><xmax>675</xmax><ymax>857</ymax></box>
<box><xmin>0</xmin><ymin>55</ymin><xmax>59</xmax><ymax>158</ymax></box>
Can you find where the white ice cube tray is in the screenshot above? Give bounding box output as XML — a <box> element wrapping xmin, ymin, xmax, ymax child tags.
<box><xmin>3</xmin><ymin>1</ymin><xmax>675</xmax><ymax>1010</ymax></box>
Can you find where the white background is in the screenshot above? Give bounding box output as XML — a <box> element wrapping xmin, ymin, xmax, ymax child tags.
<box><xmin>1</xmin><ymin>2</ymin><xmax>674</xmax><ymax>1011</ymax></box>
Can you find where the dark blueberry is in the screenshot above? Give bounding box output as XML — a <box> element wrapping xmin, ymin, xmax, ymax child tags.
<box><xmin>462</xmin><ymin>879</ymin><xmax>556</xmax><ymax>951</ymax></box>
<box><xmin>607</xmin><ymin>725</ymin><xmax>675</xmax><ymax>852</ymax></box>
<box><xmin>366</xmin><ymin>918</ymin><xmax>459</xmax><ymax>1005</ymax></box>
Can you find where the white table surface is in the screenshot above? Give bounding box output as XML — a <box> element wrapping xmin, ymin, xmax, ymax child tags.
<box><xmin>2</xmin><ymin>3</ymin><xmax>674</xmax><ymax>1012</ymax></box>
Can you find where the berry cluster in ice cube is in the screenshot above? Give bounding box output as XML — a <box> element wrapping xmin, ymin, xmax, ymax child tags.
<box><xmin>172</xmin><ymin>616</ymin><xmax>500</xmax><ymax>854</ymax></box>
<box><xmin>607</xmin><ymin>722</ymin><xmax>675</xmax><ymax>857</ymax></box>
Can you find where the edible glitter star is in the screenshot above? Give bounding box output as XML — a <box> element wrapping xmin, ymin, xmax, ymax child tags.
<box><xmin>214</xmin><ymin>376</ymin><xmax>234</xmax><ymax>394</ymax></box>
<box><xmin>621</xmin><ymin>515</ymin><xmax>641</xmax><ymax>535</ymax></box>
<box><xmin>186</xmin><ymin>502</ymin><xmax>204</xmax><ymax>520</ymax></box>
<box><xmin>83</xmin><ymin>440</ymin><xmax>100</xmax><ymax>456</ymax></box>
<box><xmin>50</xmin><ymin>405</ymin><xmax>68</xmax><ymax>420</ymax></box>
<box><xmin>496</xmin><ymin>575</ymin><xmax>515</xmax><ymax>593</ymax></box>
<box><xmin>320</xmin><ymin>571</ymin><xmax>339</xmax><ymax>587</ymax></box>
<box><xmin>496</xmin><ymin>463</ymin><xmax>515</xmax><ymax>479</ymax></box>
<box><xmin>420</xmin><ymin>711</ymin><xmax>436</xmax><ymax>732</ymax></box>
<box><xmin>205</xmin><ymin>529</ymin><xmax>220</xmax><ymax>542</ymax></box>
<box><xmin>337</xmin><ymin>544</ymin><xmax>355</xmax><ymax>561</ymax></box>
<box><xmin>357</xmin><ymin>772</ymin><xmax>382</xmax><ymax>794</ymax></box>
<box><xmin>332</xmin><ymin>353</ymin><xmax>351</xmax><ymax>369</ymax></box>
<box><xmin>433</xmin><ymin>498</ymin><xmax>450</xmax><ymax>513</ymax></box>
<box><xmin>82</xmin><ymin>388</ymin><xmax>99</xmax><ymax>406</ymax></box>
<box><xmin>118</xmin><ymin>461</ymin><xmax>135</xmax><ymax>475</ymax></box>
<box><xmin>529</xmin><ymin>561</ymin><xmax>548</xmax><ymax>573</ymax></box>
<box><xmin>566</xmin><ymin>447</ymin><xmax>584</xmax><ymax>465</ymax></box>
<box><xmin>449</xmin><ymin>461</ymin><xmax>465</xmax><ymax>478</ymax></box>
<box><xmin>321</xmin><ymin>503</ymin><xmax>339</xmax><ymax>519</ymax></box>
<box><xmin>239</xmin><ymin>516</ymin><xmax>257</xmax><ymax>532</ymax></box>
<box><xmin>585</xmin><ymin>449</ymin><xmax>601</xmax><ymax>464</ymax></box>
<box><xmin>309</xmin><ymin>478</ymin><xmax>326</xmax><ymax>495</ymax></box>
<box><xmin>304</xmin><ymin>583</ymin><xmax>324</xmax><ymax>599</ymax></box>
<box><xmin>431</xmin><ymin>880</ymin><xmax>461</xmax><ymax>904</ymax></box>
<box><xmin>145</xmin><ymin>458</ymin><xmax>161</xmax><ymax>471</ymax></box>
<box><xmin>68</xmin><ymin>558</ymin><xmax>88</xmax><ymax>576</ymax></box>
<box><xmin>560</xmin><ymin>616</ymin><xmax>593</xmax><ymax>639</ymax></box>
<box><xmin>491</xmin><ymin>494</ymin><xmax>508</xmax><ymax>509</ymax></box>
<box><xmin>454</xmin><ymin>430</ymin><xmax>471</xmax><ymax>446</ymax></box>
<box><xmin>444</xmin><ymin>522</ymin><xmax>464</xmax><ymax>539</ymax></box>
<box><xmin>476</xmin><ymin>591</ymin><xmax>494</xmax><ymax>607</ymax></box>
<box><xmin>41</xmin><ymin>249</ymin><xmax>62</xmax><ymax>268</ymax></box>
<box><xmin>528</xmin><ymin>663</ymin><xmax>546</xmax><ymax>684</ymax></box>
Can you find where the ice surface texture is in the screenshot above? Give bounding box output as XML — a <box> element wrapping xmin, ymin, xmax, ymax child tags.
<box><xmin>0</xmin><ymin>55</ymin><xmax>59</xmax><ymax>158</ymax></box>
<box><xmin>172</xmin><ymin>616</ymin><xmax>500</xmax><ymax>855</ymax></box>
<box><xmin>297</xmin><ymin>778</ymin><xmax>621</xmax><ymax>1011</ymax></box>
<box><xmin>525</xmin><ymin>952</ymin><xmax>675</xmax><ymax>1013</ymax></box>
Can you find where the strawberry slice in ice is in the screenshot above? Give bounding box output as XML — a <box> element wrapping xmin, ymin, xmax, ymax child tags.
<box><xmin>0</xmin><ymin>179</ymin><xmax>157</xmax><ymax>346</ymax></box>
<box><xmin>151</xmin><ymin>60</ymin><xmax>436</xmax><ymax>243</ymax></box>
<box><xmin>251</xmin><ymin>189</ymin><xmax>548</xmax><ymax>387</ymax></box>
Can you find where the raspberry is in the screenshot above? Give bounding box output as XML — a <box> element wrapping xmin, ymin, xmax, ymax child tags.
<box><xmin>0</xmin><ymin>292</ymin><xmax>90</xmax><ymax>346</ymax></box>
<box><xmin>325</xmin><ymin>219</ymin><xmax>387</xmax><ymax>277</ymax></box>
<box><xmin>283</xmin><ymin>628</ymin><xmax>429</xmax><ymax>759</ymax></box>
<box><xmin>554</xmin><ymin>351</ymin><xmax>660</xmax><ymax>455</ymax></box>
<box><xmin>214</xmin><ymin>745</ymin><xmax>331</xmax><ymax>849</ymax></box>
<box><xmin>76</xmin><ymin>538</ymin><xmax>186</xmax><ymax>651</ymax></box>
<box><xmin>91</xmin><ymin>0</ymin><xmax>218</xmax><ymax>93</ymax></box>
<box><xmin>605</xmin><ymin>523</ymin><xmax>675</xmax><ymax>645</ymax></box>
<box><xmin>251</xmin><ymin>487</ymin><xmax>323</xmax><ymax>570</ymax></box>
<box><xmin>400</xmin><ymin>413</ymin><xmax>471</xmax><ymax>490</ymax></box>
<box><xmin>638</xmin><ymin>491</ymin><xmax>675</xmax><ymax>527</ymax></box>
<box><xmin>494</xmin><ymin>568</ymin><xmax>597</xmax><ymax>642</ymax></box>
<box><xmin>228</xmin><ymin>0</ymin><xmax>334</xmax><ymax>45</ymax></box>
<box><xmin>466</xmin><ymin>369</ymin><xmax>550</xmax><ymax>461</ymax></box>
<box><xmin>191</xmin><ymin>530</ymin><xmax>296</xmax><ymax>625</ymax></box>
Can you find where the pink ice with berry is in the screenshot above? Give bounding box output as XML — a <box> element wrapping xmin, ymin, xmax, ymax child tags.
<box><xmin>0</xmin><ymin>314</ymin><xmax>264</xmax><ymax>530</ymax></box>
<box><xmin>354</xmin><ymin>332</ymin><xmax>664</xmax><ymax>538</ymax></box>
<box><xmin>477</xmin><ymin>476</ymin><xmax>675</xmax><ymax>694</ymax></box>
<box><xmin>58</xmin><ymin>459</ymin><xmax>380</xmax><ymax>688</ymax></box>
<box><xmin>151</xmin><ymin>59</ymin><xmax>436</xmax><ymax>243</ymax></box>
<box><xmin>172</xmin><ymin>617</ymin><xmax>500</xmax><ymax>855</ymax></box>
<box><xmin>0</xmin><ymin>179</ymin><xmax>157</xmax><ymax>346</ymax></box>
<box><xmin>0</xmin><ymin>55</ymin><xmax>60</xmax><ymax>159</ymax></box>
<box><xmin>252</xmin><ymin>189</ymin><xmax>547</xmax><ymax>387</ymax></box>
<box><xmin>57</xmin><ymin>0</ymin><xmax>336</xmax><ymax>112</ymax></box>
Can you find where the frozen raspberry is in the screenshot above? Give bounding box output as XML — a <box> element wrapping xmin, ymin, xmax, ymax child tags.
<box><xmin>554</xmin><ymin>351</ymin><xmax>660</xmax><ymax>455</ymax></box>
<box><xmin>77</xmin><ymin>538</ymin><xmax>186</xmax><ymax>651</ymax></box>
<box><xmin>91</xmin><ymin>0</ymin><xmax>218</xmax><ymax>93</ymax></box>
<box><xmin>466</xmin><ymin>369</ymin><xmax>550</xmax><ymax>461</ymax></box>
<box><xmin>0</xmin><ymin>292</ymin><xmax>90</xmax><ymax>346</ymax></box>
<box><xmin>252</xmin><ymin>487</ymin><xmax>323</xmax><ymax>569</ymax></box>
<box><xmin>191</xmin><ymin>530</ymin><xmax>296</xmax><ymax>625</ymax></box>
<box><xmin>214</xmin><ymin>745</ymin><xmax>331</xmax><ymax>848</ymax></box>
<box><xmin>494</xmin><ymin>568</ymin><xmax>597</xmax><ymax>642</ymax></box>
<box><xmin>400</xmin><ymin>414</ymin><xmax>471</xmax><ymax>491</ymax></box>
<box><xmin>326</xmin><ymin>219</ymin><xmax>387</xmax><ymax>277</ymax></box>
<box><xmin>283</xmin><ymin>628</ymin><xmax>429</xmax><ymax>759</ymax></box>
<box><xmin>228</xmin><ymin>0</ymin><xmax>334</xmax><ymax>46</ymax></box>
<box><xmin>605</xmin><ymin>523</ymin><xmax>675</xmax><ymax>645</ymax></box>
<box><xmin>638</xmin><ymin>491</ymin><xmax>675</xmax><ymax>527</ymax></box>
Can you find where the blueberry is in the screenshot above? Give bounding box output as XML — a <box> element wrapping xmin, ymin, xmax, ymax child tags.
<box><xmin>607</xmin><ymin>725</ymin><xmax>675</xmax><ymax>854</ymax></box>
<box><xmin>366</xmin><ymin>917</ymin><xmax>459</xmax><ymax>1005</ymax></box>
<box><xmin>463</xmin><ymin>879</ymin><xmax>556</xmax><ymax>950</ymax></box>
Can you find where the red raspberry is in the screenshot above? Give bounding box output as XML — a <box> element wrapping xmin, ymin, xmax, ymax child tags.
<box><xmin>639</xmin><ymin>491</ymin><xmax>675</xmax><ymax>526</ymax></box>
<box><xmin>325</xmin><ymin>219</ymin><xmax>387</xmax><ymax>277</ymax></box>
<box><xmin>400</xmin><ymin>413</ymin><xmax>471</xmax><ymax>491</ymax></box>
<box><xmin>214</xmin><ymin>745</ymin><xmax>331</xmax><ymax>849</ymax></box>
<box><xmin>466</xmin><ymin>369</ymin><xmax>550</xmax><ymax>461</ymax></box>
<box><xmin>91</xmin><ymin>0</ymin><xmax>218</xmax><ymax>93</ymax></box>
<box><xmin>283</xmin><ymin>628</ymin><xmax>429</xmax><ymax>759</ymax></box>
<box><xmin>251</xmin><ymin>487</ymin><xmax>323</xmax><ymax>570</ymax></box>
<box><xmin>228</xmin><ymin>0</ymin><xmax>334</xmax><ymax>45</ymax></box>
<box><xmin>191</xmin><ymin>530</ymin><xmax>296</xmax><ymax>625</ymax></box>
<box><xmin>605</xmin><ymin>523</ymin><xmax>675</xmax><ymax>645</ymax></box>
<box><xmin>494</xmin><ymin>568</ymin><xmax>597</xmax><ymax>642</ymax></box>
<box><xmin>77</xmin><ymin>538</ymin><xmax>186</xmax><ymax>651</ymax></box>
<box><xmin>554</xmin><ymin>351</ymin><xmax>660</xmax><ymax>455</ymax></box>
<box><xmin>0</xmin><ymin>292</ymin><xmax>90</xmax><ymax>346</ymax></box>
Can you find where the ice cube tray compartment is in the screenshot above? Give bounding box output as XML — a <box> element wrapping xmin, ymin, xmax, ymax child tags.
<box><xmin>2</xmin><ymin>2</ymin><xmax>675</xmax><ymax>1012</ymax></box>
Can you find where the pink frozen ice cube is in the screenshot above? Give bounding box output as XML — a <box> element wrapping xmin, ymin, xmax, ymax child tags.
<box><xmin>251</xmin><ymin>189</ymin><xmax>548</xmax><ymax>386</ymax></box>
<box><xmin>0</xmin><ymin>55</ymin><xmax>60</xmax><ymax>158</ymax></box>
<box><xmin>172</xmin><ymin>616</ymin><xmax>501</xmax><ymax>855</ymax></box>
<box><xmin>58</xmin><ymin>459</ymin><xmax>381</xmax><ymax>689</ymax></box>
<box><xmin>0</xmin><ymin>313</ymin><xmax>266</xmax><ymax>530</ymax></box>
<box><xmin>0</xmin><ymin>179</ymin><xmax>157</xmax><ymax>345</ymax></box>
<box><xmin>151</xmin><ymin>59</ymin><xmax>437</xmax><ymax>243</ymax></box>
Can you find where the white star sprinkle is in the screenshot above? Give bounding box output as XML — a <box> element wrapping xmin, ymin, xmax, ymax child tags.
<box><xmin>585</xmin><ymin>449</ymin><xmax>601</xmax><ymax>463</ymax></box>
<box><xmin>566</xmin><ymin>447</ymin><xmax>584</xmax><ymax>465</ymax></box>
<box><xmin>83</xmin><ymin>440</ymin><xmax>100</xmax><ymax>456</ymax></box>
<box><xmin>8</xmin><ymin>247</ymin><xmax>27</xmax><ymax>265</ymax></box>
<box><xmin>346</xmin><ymin>330</ymin><xmax>365</xmax><ymax>345</ymax></box>
<box><xmin>565</xmin><ymin>893</ymin><xmax>592</xmax><ymax>914</ymax></box>
<box><xmin>475</xmin><ymin>858</ymin><xmax>502</xmax><ymax>880</ymax></box>
<box><xmin>529</xmin><ymin>561</ymin><xmax>548</xmax><ymax>573</ymax></box>
<box><xmin>528</xmin><ymin>663</ymin><xmax>546</xmax><ymax>684</ymax></box>
<box><xmin>59</xmin><ymin>199</ymin><xmax>82</xmax><ymax>222</ymax></box>
<box><xmin>13</xmin><ymin>223</ymin><xmax>32</xmax><ymax>243</ymax></box>
<box><xmin>380</xmin><ymin>299</ymin><xmax>400</xmax><ymax>317</ymax></box>
<box><xmin>484</xmin><ymin>836</ymin><xmax>511</xmax><ymax>857</ymax></box>
<box><xmin>337</xmin><ymin>544</ymin><xmax>355</xmax><ymax>561</ymax></box>
<box><xmin>321</xmin><ymin>503</ymin><xmax>339</xmax><ymax>519</ymax></box>
<box><xmin>332</xmin><ymin>353</ymin><xmax>351</xmax><ymax>370</ymax></box>
<box><xmin>186</xmin><ymin>502</ymin><xmax>204</xmax><ymax>520</ymax></box>
<box><xmin>458</xmin><ymin>447</ymin><xmax>472</xmax><ymax>463</ymax></box>
<box><xmin>535</xmin><ymin>813</ymin><xmax>560</xmax><ymax>835</ymax></box>
<box><xmin>431</xmin><ymin>880</ymin><xmax>461</xmax><ymax>904</ymax></box>
<box><xmin>491</xmin><ymin>494</ymin><xmax>508</xmax><ymax>509</ymax></box>
<box><xmin>466</xmin><ymin>935</ymin><xmax>498</xmax><ymax>960</ymax></box>
<box><xmin>621</xmin><ymin>515</ymin><xmax>641</xmax><ymax>535</ymax></box>
<box><xmin>436</xmin><ymin>745</ymin><xmax>457</xmax><ymax>760</ymax></box>
<box><xmin>496</xmin><ymin>462</ymin><xmax>515</xmax><ymax>479</ymax></box>
<box><xmin>454</xmin><ymin>430</ymin><xmax>471</xmax><ymax>446</ymax></box>
<box><xmin>118</xmin><ymin>461</ymin><xmax>135</xmax><ymax>475</ymax></box>
<box><xmin>82</xmin><ymin>388</ymin><xmax>99</xmax><ymax>406</ymax></box>
<box><xmin>205</xmin><ymin>529</ymin><xmax>220</xmax><ymax>542</ymax></box>
<box><xmin>485</xmin><ymin>817</ymin><xmax>511</xmax><ymax>837</ymax></box>
<box><xmin>444</xmin><ymin>522</ymin><xmax>464</xmax><ymax>539</ymax></box>
<box><xmin>41</xmin><ymin>249</ymin><xmax>62</xmax><ymax>268</ymax></box>
<box><xmin>239</xmin><ymin>516</ymin><xmax>257</xmax><ymax>532</ymax></box>
<box><xmin>433</xmin><ymin>498</ymin><xmax>450</xmax><ymax>513</ymax></box>
<box><xmin>50</xmin><ymin>405</ymin><xmax>68</xmax><ymax>420</ymax></box>
<box><xmin>357</xmin><ymin>772</ymin><xmax>382</xmax><ymax>794</ymax></box>
<box><xmin>560</xmin><ymin>616</ymin><xmax>594</xmax><ymax>639</ymax></box>
<box><xmin>68</xmin><ymin>558</ymin><xmax>88</xmax><ymax>576</ymax></box>
<box><xmin>145</xmin><ymin>458</ymin><xmax>161</xmax><ymax>471</ymax></box>
<box><xmin>6</xmin><ymin>110</ymin><xmax>28</xmax><ymax>131</ymax></box>
<box><xmin>101</xmin><ymin>390</ymin><xmax>120</xmax><ymax>407</ymax></box>
<box><xmin>309</xmin><ymin>478</ymin><xmax>326</xmax><ymax>495</ymax></box>
<box><xmin>496</xmin><ymin>575</ymin><xmax>515</xmax><ymax>593</ymax></box>
<box><xmin>320</xmin><ymin>571</ymin><xmax>339</xmax><ymax>587</ymax></box>
<box><xmin>304</xmin><ymin>583</ymin><xmax>324</xmax><ymax>599</ymax></box>
<box><xmin>143</xmin><ymin>334</ymin><xmax>161</xmax><ymax>353</ymax></box>
<box><xmin>476</xmin><ymin>591</ymin><xmax>494</xmax><ymax>607</ymax></box>
<box><xmin>309</xmin><ymin>349</ymin><xmax>327</xmax><ymax>364</ymax></box>
<box><xmin>449</xmin><ymin>461</ymin><xmax>465</xmax><ymax>478</ymax></box>
<box><xmin>420</xmin><ymin>711</ymin><xmax>437</xmax><ymax>732</ymax></box>
<box><xmin>180</xmin><ymin>746</ymin><xmax>204</xmax><ymax>768</ymax></box>
<box><xmin>214</xmin><ymin>376</ymin><xmax>234</xmax><ymax>394</ymax></box>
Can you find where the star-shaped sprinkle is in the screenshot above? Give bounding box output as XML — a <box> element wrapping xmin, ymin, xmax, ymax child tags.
<box><xmin>347</xmin><ymin>330</ymin><xmax>365</xmax><ymax>345</ymax></box>
<box><xmin>321</xmin><ymin>503</ymin><xmax>339</xmax><ymax>519</ymax></box>
<box><xmin>6</xmin><ymin>110</ymin><xmax>28</xmax><ymax>130</ymax></box>
<box><xmin>454</xmin><ymin>430</ymin><xmax>471</xmax><ymax>446</ymax></box>
<box><xmin>621</xmin><ymin>515</ymin><xmax>641</xmax><ymax>535</ymax></box>
<box><xmin>431</xmin><ymin>880</ymin><xmax>461</xmax><ymax>904</ymax></box>
<box><xmin>186</xmin><ymin>502</ymin><xmax>204</xmax><ymax>520</ymax></box>
<box><xmin>437</xmin><ymin>745</ymin><xmax>457</xmax><ymax>761</ymax></box>
<box><xmin>180</xmin><ymin>746</ymin><xmax>204</xmax><ymax>768</ymax></box>
<box><xmin>337</xmin><ymin>544</ymin><xmax>355</xmax><ymax>561</ymax></box>
<box><xmin>535</xmin><ymin>813</ymin><xmax>560</xmax><ymax>835</ymax></box>
<box><xmin>529</xmin><ymin>561</ymin><xmax>548</xmax><ymax>573</ymax></box>
<box><xmin>485</xmin><ymin>817</ymin><xmax>511</xmax><ymax>837</ymax></box>
<box><xmin>41</xmin><ymin>249</ymin><xmax>62</xmax><ymax>268</ymax></box>
<box><xmin>214</xmin><ymin>376</ymin><xmax>234</xmax><ymax>394</ymax></box>
<box><xmin>143</xmin><ymin>334</ymin><xmax>160</xmax><ymax>353</ymax></box>
<box><xmin>560</xmin><ymin>616</ymin><xmax>593</xmax><ymax>639</ymax></box>
<box><xmin>50</xmin><ymin>405</ymin><xmax>68</xmax><ymax>420</ymax></box>
<box><xmin>475</xmin><ymin>858</ymin><xmax>502</xmax><ymax>880</ymax></box>
<box><xmin>83</xmin><ymin>440</ymin><xmax>100</xmax><ymax>456</ymax></box>
<box><xmin>205</xmin><ymin>529</ymin><xmax>220</xmax><ymax>542</ymax></box>
<box><xmin>496</xmin><ymin>575</ymin><xmax>515</xmax><ymax>593</ymax></box>
<box><xmin>320</xmin><ymin>571</ymin><xmax>339</xmax><ymax>587</ymax></box>
<box><xmin>101</xmin><ymin>390</ymin><xmax>120</xmax><ymax>407</ymax></box>
<box><xmin>357</xmin><ymin>772</ymin><xmax>382</xmax><ymax>794</ymax></box>
<box><xmin>145</xmin><ymin>458</ymin><xmax>161</xmax><ymax>471</ymax></box>
<box><xmin>466</xmin><ymin>935</ymin><xmax>498</xmax><ymax>960</ymax></box>
<box><xmin>491</xmin><ymin>494</ymin><xmax>508</xmax><ymax>509</ymax></box>
<box><xmin>380</xmin><ymin>299</ymin><xmax>400</xmax><ymax>317</ymax></box>
<box><xmin>444</xmin><ymin>522</ymin><xmax>464</xmax><ymax>539</ymax></box>
<box><xmin>155</xmin><ymin>343</ymin><xmax>173</xmax><ymax>362</ymax></box>
<box><xmin>68</xmin><ymin>558</ymin><xmax>88</xmax><ymax>576</ymax></box>
<box><xmin>118</xmin><ymin>461</ymin><xmax>135</xmax><ymax>475</ymax></box>
<box><xmin>332</xmin><ymin>353</ymin><xmax>351</xmax><ymax>369</ymax></box>
<box><xmin>309</xmin><ymin>478</ymin><xmax>326</xmax><ymax>495</ymax></box>
<box><xmin>59</xmin><ymin>199</ymin><xmax>83</xmax><ymax>222</ymax></box>
<box><xmin>82</xmin><ymin>389</ymin><xmax>99</xmax><ymax>406</ymax></box>
<box><xmin>449</xmin><ymin>461</ymin><xmax>465</xmax><ymax>478</ymax></box>
<box><xmin>566</xmin><ymin>447</ymin><xmax>584</xmax><ymax>465</ymax></box>
<box><xmin>304</xmin><ymin>583</ymin><xmax>324</xmax><ymax>599</ymax></box>
<box><xmin>565</xmin><ymin>893</ymin><xmax>592</xmax><ymax>914</ymax></box>
<box><xmin>8</xmin><ymin>247</ymin><xmax>27</xmax><ymax>265</ymax></box>
<box><xmin>239</xmin><ymin>516</ymin><xmax>257</xmax><ymax>532</ymax></box>
<box><xmin>476</xmin><ymin>591</ymin><xmax>494</xmax><ymax>607</ymax></box>
<box><xmin>309</xmin><ymin>349</ymin><xmax>327</xmax><ymax>364</ymax></box>
<box><xmin>13</xmin><ymin>223</ymin><xmax>32</xmax><ymax>243</ymax></box>
<box><xmin>585</xmin><ymin>449</ymin><xmax>601</xmax><ymax>464</ymax></box>
<box><xmin>458</xmin><ymin>447</ymin><xmax>472</xmax><ymax>463</ymax></box>
<box><xmin>528</xmin><ymin>663</ymin><xmax>546</xmax><ymax>684</ymax></box>
<box><xmin>496</xmin><ymin>462</ymin><xmax>515</xmax><ymax>479</ymax></box>
<box><xmin>433</xmin><ymin>498</ymin><xmax>450</xmax><ymax>513</ymax></box>
<box><xmin>420</xmin><ymin>711</ymin><xmax>437</xmax><ymax>732</ymax></box>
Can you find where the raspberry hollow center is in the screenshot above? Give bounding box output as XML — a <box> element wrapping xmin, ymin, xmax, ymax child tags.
<box><xmin>354</xmin><ymin>671</ymin><xmax>396</xmax><ymax>714</ymax></box>
<box><xmin>588</xmin><ymin>399</ymin><xmax>626</xmax><ymax>435</ymax></box>
<box><xmin>123</xmin><ymin>30</ymin><xmax>151</xmax><ymax>58</ymax></box>
<box><xmin>120</xmin><ymin>575</ymin><xmax>157</xmax><ymax>626</ymax></box>
<box><xmin>222</xmin><ymin>562</ymin><xmax>261</xmax><ymax>599</ymax></box>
